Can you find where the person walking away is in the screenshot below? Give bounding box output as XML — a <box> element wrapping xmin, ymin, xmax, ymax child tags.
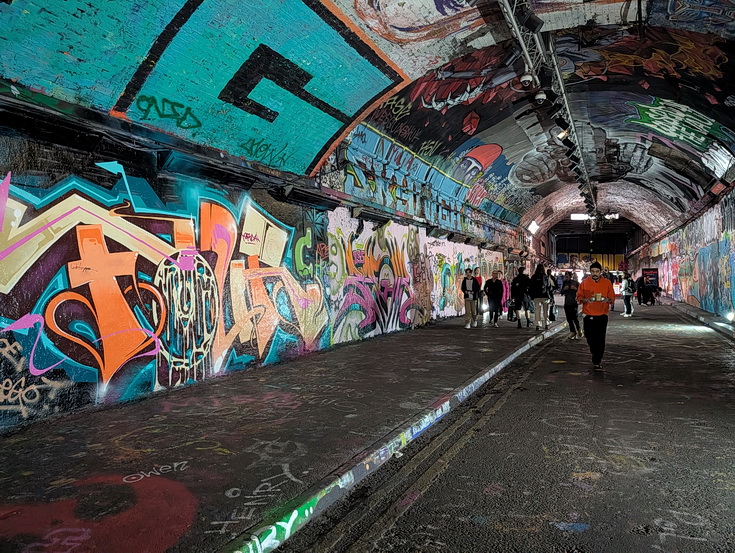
<box><xmin>620</xmin><ymin>272</ymin><xmax>634</xmax><ymax>317</ymax></box>
<box><xmin>484</xmin><ymin>271</ymin><xmax>504</xmax><ymax>327</ymax></box>
<box><xmin>635</xmin><ymin>274</ymin><xmax>646</xmax><ymax>305</ymax></box>
<box><xmin>530</xmin><ymin>264</ymin><xmax>551</xmax><ymax>331</ymax></box>
<box><xmin>461</xmin><ymin>268</ymin><xmax>481</xmax><ymax>329</ymax></box>
<box><xmin>510</xmin><ymin>267</ymin><xmax>532</xmax><ymax>329</ymax></box>
<box><xmin>560</xmin><ymin>272</ymin><xmax>581</xmax><ymax>339</ymax></box>
<box><xmin>473</xmin><ymin>267</ymin><xmax>483</xmax><ymax>319</ymax></box>
<box><xmin>511</xmin><ymin>267</ymin><xmax>532</xmax><ymax>327</ymax></box>
<box><xmin>576</xmin><ymin>261</ymin><xmax>615</xmax><ymax>371</ymax></box>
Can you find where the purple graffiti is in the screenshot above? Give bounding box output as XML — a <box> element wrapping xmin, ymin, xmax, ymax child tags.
<box><xmin>336</xmin><ymin>275</ymin><xmax>422</xmax><ymax>335</ymax></box>
<box><xmin>1</xmin><ymin>314</ymin><xmax>161</xmax><ymax>379</ymax></box>
<box><xmin>0</xmin><ymin>172</ymin><xmax>10</xmax><ymax>231</ymax></box>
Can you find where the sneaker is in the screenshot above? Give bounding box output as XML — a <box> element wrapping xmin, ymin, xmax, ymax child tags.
<box><xmin>517</xmin><ymin>321</ymin><xmax>522</xmax><ymax>329</ymax></box>
<box><xmin>577</xmin><ymin>331</ymin><xmax>583</xmax><ymax>339</ymax></box>
<box><xmin>535</xmin><ymin>325</ymin><xmax>540</xmax><ymax>331</ymax></box>
<box><xmin>472</xmin><ymin>321</ymin><xmax>478</xmax><ymax>328</ymax></box>
<box><xmin>494</xmin><ymin>322</ymin><xmax>499</xmax><ymax>328</ymax></box>
<box><xmin>568</xmin><ymin>332</ymin><xmax>576</xmax><ymax>340</ymax></box>
<box><xmin>544</xmin><ymin>324</ymin><xmax>549</xmax><ymax>330</ymax></box>
<box><xmin>592</xmin><ymin>364</ymin><xmax>603</xmax><ymax>371</ymax></box>
<box><xmin>465</xmin><ymin>323</ymin><xmax>471</xmax><ymax>329</ymax></box>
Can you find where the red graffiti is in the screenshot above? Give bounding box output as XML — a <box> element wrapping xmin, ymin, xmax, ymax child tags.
<box><xmin>241</xmin><ymin>231</ymin><xmax>260</xmax><ymax>244</ymax></box>
<box><xmin>0</xmin><ymin>475</ymin><xmax>197</xmax><ymax>553</ymax></box>
<box><xmin>315</xmin><ymin>242</ymin><xmax>329</xmax><ymax>261</ymax></box>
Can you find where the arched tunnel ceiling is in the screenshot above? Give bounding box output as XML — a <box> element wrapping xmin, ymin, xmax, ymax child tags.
<box><xmin>520</xmin><ymin>181</ymin><xmax>681</xmax><ymax>236</ymax></box>
<box><xmin>355</xmin><ymin>24</ymin><xmax>735</xmax><ymax>233</ymax></box>
<box><xmin>1</xmin><ymin>0</ymin><xmax>734</xmax><ymax>233</ymax></box>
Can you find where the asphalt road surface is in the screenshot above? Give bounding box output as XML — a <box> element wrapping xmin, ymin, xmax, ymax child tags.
<box><xmin>280</xmin><ymin>306</ymin><xmax>735</xmax><ymax>553</ymax></box>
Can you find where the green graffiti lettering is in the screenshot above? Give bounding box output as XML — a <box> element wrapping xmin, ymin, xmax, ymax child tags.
<box><xmin>626</xmin><ymin>97</ymin><xmax>724</xmax><ymax>150</ymax></box>
<box><xmin>294</xmin><ymin>228</ymin><xmax>314</xmax><ymax>278</ymax></box>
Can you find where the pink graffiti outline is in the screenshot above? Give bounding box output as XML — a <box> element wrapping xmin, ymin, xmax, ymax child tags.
<box><xmin>1</xmin><ymin>314</ymin><xmax>161</xmax><ymax>377</ymax></box>
<box><xmin>0</xmin><ymin>184</ymin><xmax>194</xmax><ymax>270</ymax></box>
<box><xmin>0</xmin><ymin>172</ymin><xmax>10</xmax><ymax>231</ymax></box>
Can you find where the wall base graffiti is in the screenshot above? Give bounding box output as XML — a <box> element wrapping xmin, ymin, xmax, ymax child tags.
<box><xmin>0</xmin><ymin>160</ymin><xmax>504</xmax><ymax>431</ymax></box>
<box><xmin>634</xmin><ymin>190</ymin><xmax>735</xmax><ymax>316</ymax></box>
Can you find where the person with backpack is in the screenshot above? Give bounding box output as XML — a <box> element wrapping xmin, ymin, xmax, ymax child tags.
<box><xmin>530</xmin><ymin>264</ymin><xmax>552</xmax><ymax>331</ymax></box>
<box><xmin>484</xmin><ymin>270</ymin><xmax>504</xmax><ymax>327</ymax></box>
<box><xmin>510</xmin><ymin>267</ymin><xmax>532</xmax><ymax>329</ymax></box>
<box><xmin>620</xmin><ymin>271</ymin><xmax>634</xmax><ymax>317</ymax></box>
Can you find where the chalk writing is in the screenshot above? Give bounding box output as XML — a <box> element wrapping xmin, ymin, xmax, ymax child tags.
<box><xmin>122</xmin><ymin>460</ymin><xmax>190</xmax><ymax>483</ymax></box>
<box><xmin>207</xmin><ymin>464</ymin><xmax>302</xmax><ymax>535</ymax></box>
<box><xmin>21</xmin><ymin>527</ymin><xmax>92</xmax><ymax>553</ymax></box>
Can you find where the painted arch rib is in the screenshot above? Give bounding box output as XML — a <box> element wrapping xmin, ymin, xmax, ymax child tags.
<box><xmin>521</xmin><ymin>183</ymin><xmax>681</xmax><ymax>237</ymax></box>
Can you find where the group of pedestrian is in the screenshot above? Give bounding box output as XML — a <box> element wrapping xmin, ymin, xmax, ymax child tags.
<box><xmin>463</xmin><ymin>262</ymin><xmax>655</xmax><ymax>371</ymax></box>
<box><xmin>634</xmin><ymin>274</ymin><xmax>662</xmax><ymax>306</ymax></box>
<box><xmin>509</xmin><ymin>264</ymin><xmax>558</xmax><ymax>331</ymax></box>
<box><xmin>460</xmin><ymin>268</ymin><xmax>507</xmax><ymax>329</ymax></box>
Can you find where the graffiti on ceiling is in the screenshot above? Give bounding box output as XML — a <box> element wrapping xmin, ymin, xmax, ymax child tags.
<box><xmin>1</xmin><ymin>0</ymin><xmax>735</xmax><ymax>228</ymax></box>
<box><xmin>0</xmin><ymin>0</ymin><xmax>407</xmax><ymax>175</ymax></box>
<box><xmin>357</xmin><ymin>24</ymin><xmax>735</xmax><ymax>224</ymax></box>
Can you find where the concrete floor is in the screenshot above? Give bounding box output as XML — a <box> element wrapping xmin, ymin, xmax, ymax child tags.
<box><xmin>0</xmin><ymin>304</ymin><xmax>733</xmax><ymax>553</ymax></box>
<box><xmin>282</xmin><ymin>305</ymin><xmax>735</xmax><ymax>553</ymax></box>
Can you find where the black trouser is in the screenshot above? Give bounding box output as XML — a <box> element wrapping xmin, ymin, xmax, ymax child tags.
<box><xmin>623</xmin><ymin>295</ymin><xmax>632</xmax><ymax>315</ymax></box>
<box><xmin>583</xmin><ymin>314</ymin><xmax>608</xmax><ymax>366</ymax></box>
<box><xmin>487</xmin><ymin>297</ymin><xmax>502</xmax><ymax>323</ymax></box>
<box><xmin>564</xmin><ymin>305</ymin><xmax>580</xmax><ymax>333</ymax></box>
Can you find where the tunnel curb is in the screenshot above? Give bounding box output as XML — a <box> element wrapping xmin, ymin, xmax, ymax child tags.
<box><xmin>222</xmin><ymin>322</ymin><xmax>567</xmax><ymax>553</ymax></box>
<box><xmin>670</xmin><ymin>302</ymin><xmax>735</xmax><ymax>341</ymax></box>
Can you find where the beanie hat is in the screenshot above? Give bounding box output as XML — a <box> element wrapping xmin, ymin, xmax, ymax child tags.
<box><xmin>590</xmin><ymin>261</ymin><xmax>602</xmax><ymax>270</ymax></box>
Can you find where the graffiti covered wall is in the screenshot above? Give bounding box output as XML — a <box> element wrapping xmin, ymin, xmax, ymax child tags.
<box><xmin>631</xmin><ymin>189</ymin><xmax>735</xmax><ymax>315</ymax></box>
<box><xmin>0</xmin><ymin>161</ymin><xmax>502</xmax><ymax>431</ymax></box>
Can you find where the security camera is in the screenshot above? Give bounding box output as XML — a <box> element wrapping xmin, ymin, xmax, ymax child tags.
<box><xmin>520</xmin><ymin>73</ymin><xmax>533</xmax><ymax>87</ymax></box>
<box><xmin>534</xmin><ymin>90</ymin><xmax>547</xmax><ymax>104</ymax></box>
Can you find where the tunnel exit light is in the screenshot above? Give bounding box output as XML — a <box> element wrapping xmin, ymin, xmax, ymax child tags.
<box><xmin>570</xmin><ymin>213</ymin><xmax>619</xmax><ymax>220</ymax></box>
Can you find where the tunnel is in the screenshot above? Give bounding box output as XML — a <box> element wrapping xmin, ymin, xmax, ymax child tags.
<box><xmin>0</xmin><ymin>0</ymin><xmax>734</xmax><ymax>551</ymax></box>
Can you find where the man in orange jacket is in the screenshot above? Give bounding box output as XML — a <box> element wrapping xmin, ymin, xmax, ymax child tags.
<box><xmin>576</xmin><ymin>261</ymin><xmax>615</xmax><ymax>370</ymax></box>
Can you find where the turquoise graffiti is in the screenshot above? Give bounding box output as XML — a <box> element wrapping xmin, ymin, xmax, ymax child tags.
<box><xmin>340</xmin><ymin>124</ymin><xmax>524</xmax><ymax>229</ymax></box>
<box><xmin>0</xmin><ymin>0</ymin><xmax>405</xmax><ymax>175</ymax></box>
